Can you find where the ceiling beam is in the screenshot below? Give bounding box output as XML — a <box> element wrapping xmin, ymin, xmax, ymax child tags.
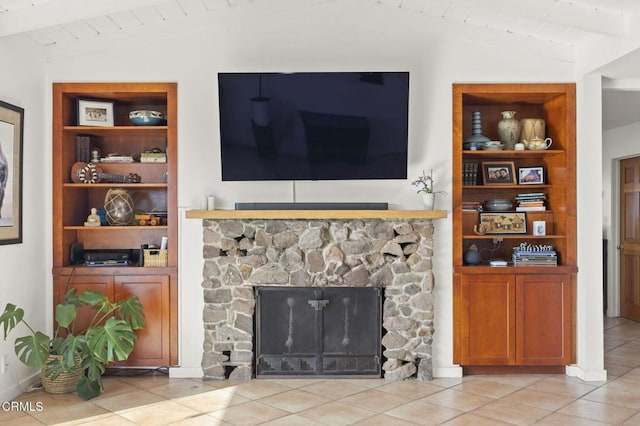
<box><xmin>0</xmin><ymin>0</ymin><xmax>172</xmax><ymax>37</ymax></box>
<box><xmin>419</xmin><ymin>0</ymin><xmax>625</xmax><ymax>37</ymax></box>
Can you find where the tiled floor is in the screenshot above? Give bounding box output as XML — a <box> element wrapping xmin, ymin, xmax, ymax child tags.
<box><xmin>2</xmin><ymin>316</ymin><xmax>640</xmax><ymax>425</ymax></box>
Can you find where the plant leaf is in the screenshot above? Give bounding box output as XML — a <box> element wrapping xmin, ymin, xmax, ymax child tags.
<box><xmin>14</xmin><ymin>331</ymin><xmax>51</xmax><ymax>368</ymax></box>
<box><xmin>0</xmin><ymin>304</ymin><xmax>24</xmax><ymax>340</ymax></box>
<box><xmin>76</xmin><ymin>376</ymin><xmax>102</xmax><ymax>400</ymax></box>
<box><xmin>85</xmin><ymin>317</ymin><xmax>137</xmax><ymax>364</ymax></box>
<box><xmin>79</xmin><ymin>290</ymin><xmax>114</xmax><ymax>314</ymax></box>
<box><xmin>117</xmin><ymin>296</ymin><xmax>146</xmax><ymax>330</ymax></box>
<box><xmin>54</xmin><ymin>303</ymin><xmax>77</xmax><ymax>329</ymax></box>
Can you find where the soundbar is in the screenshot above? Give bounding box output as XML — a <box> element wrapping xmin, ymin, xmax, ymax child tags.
<box><xmin>235</xmin><ymin>202</ymin><xmax>389</xmax><ymax>210</ymax></box>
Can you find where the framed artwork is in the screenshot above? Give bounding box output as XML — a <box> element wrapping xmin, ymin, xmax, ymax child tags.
<box><xmin>518</xmin><ymin>166</ymin><xmax>545</xmax><ymax>185</ymax></box>
<box><xmin>482</xmin><ymin>161</ymin><xmax>516</xmax><ymax>185</ymax></box>
<box><xmin>479</xmin><ymin>212</ymin><xmax>527</xmax><ymax>234</ymax></box>
<box><xmin>77</xmin><ymin>98</ymin><xmax>114</xmax><ymax>126</ymax></box>
<box><xmin>0</xmin><ymin>100</ymin><xmax>24</xmax><ymax>245</ymax></box>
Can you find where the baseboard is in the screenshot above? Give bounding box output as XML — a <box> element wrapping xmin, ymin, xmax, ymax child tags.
<box><xmin>433</xmin><ymin>365</ymin><xmax>463</xmax><ymax>378</ymax></box>
<box><xmin>0</xmin><ymin>370</ymin><xmax>41</xmax><ymax>402</ymax></box>
<box><xmin>168</xmin><ymin>367</ymin><xmax>203</xmax><ymax>379</ymax></box>
<box><xmin>565</xmin><ymin>364</ymin><xmax>608</xmax><ymax>382</ymax></box>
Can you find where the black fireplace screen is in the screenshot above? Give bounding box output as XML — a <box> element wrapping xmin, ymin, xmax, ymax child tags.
<box><xmin>255</xmin><ymin>286</ymin><xmax>382</xmax><ymax>377</ymax></box>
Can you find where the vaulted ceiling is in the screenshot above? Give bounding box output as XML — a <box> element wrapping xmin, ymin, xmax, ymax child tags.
<box><xmin>2</xmin><ymin>0</ymin><xmax>640</xmax><ymax>130</ymax></box>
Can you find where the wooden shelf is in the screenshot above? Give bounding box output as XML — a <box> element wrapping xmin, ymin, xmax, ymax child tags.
<box><xmin>64</xmin><ymin>225</ymin><xmax>169</xmax><ymax>230</ymax></box>
<box><xmin>463</xmin><ymin>149</ymin><xmax>564</xmax><ymax>157</ymax></box>
<box><xmin>63</xmin><ymin>183</ymin><xmax>168</xmax><ymax>189</ymax></box>
<box><xmin>186</xmin><ymin>209</ymin><xmax>448</xmax><ymax>220</ymax></box>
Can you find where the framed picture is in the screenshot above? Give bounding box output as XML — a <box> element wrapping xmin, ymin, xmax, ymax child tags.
<box><xmin>482</xmin><ymin>161</ymin><xmax>516</xmax><ymax>185</ymax></box>
<box><xmin>479</xmin><ymin>212</ymin><xmax>527</xmax><ymax>234</ymax></box>
<box><xmin>518</xmin><ymin>166</ymin><xmax>545</xmax><ymax>185</ymax></box>
<box><xmin>0</xmin><ymin>100</ymin><xmax>24</xmax><ymax>245</ymax></box>
<box><xmin>77</xmin><ymin>98</ymin><xmax>114</xmax><ymax>126</ymax></box>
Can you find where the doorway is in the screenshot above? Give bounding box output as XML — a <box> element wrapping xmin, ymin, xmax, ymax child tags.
<box><xmin>620</xmin><ymin>156</ymin><xmax>640</xmax><ymax>322</ymax></box>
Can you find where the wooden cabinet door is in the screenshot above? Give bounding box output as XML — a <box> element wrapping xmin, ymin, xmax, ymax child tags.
<box><xmin>54</xmin><ymin>275</ymin><xmax>114</xmax><ymax>335</ymax></box>
<box><xmin>516</xmin><ymin>274</ymin><xmax>571</xmax><ymax>365</ymax></box>
<box><xmin>460</xmin><ymin>274</ymin><xmax>516</xmax><ymax>365</ymax></box>
<box><xmin>114</xmin><ymin>275</ymin><xmax>170</xmax><ymax>366</ymax></box>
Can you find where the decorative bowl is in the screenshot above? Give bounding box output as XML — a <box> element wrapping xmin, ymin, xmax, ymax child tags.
<box><xmin>483</xmin><ymin>199</ymin><xmax>513</xmax><ymax>212</ymax></box>
<box><xmin>483</xmin><ymin>141</ymin><xmax>504</xmax><ymax>151</ymax></box>
<box><xmin>129</xmin><ymin>110</ymin><xmax>167</xmax><ymax>126</ymax></box>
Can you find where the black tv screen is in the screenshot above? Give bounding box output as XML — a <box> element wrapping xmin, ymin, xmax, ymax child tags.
<box><xmin>218</xmin><ymin>72</ymin><xmax>409</xmax><ymax>181</ymax></box>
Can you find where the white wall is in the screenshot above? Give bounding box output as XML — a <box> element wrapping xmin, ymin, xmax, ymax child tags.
<box><xmin>0</xmin><ymin>35</ymin><xmax>47</xmax><ymax>401</ymax></box>
<box><xmin>43</xmin><ymin>3</ymin><xmax>584</xmax><ymax>379</ymax></box>
<box><xmin>602</xmin><ymin>120</ymin><xmax>640</xmax><ymax>318</ymax></box>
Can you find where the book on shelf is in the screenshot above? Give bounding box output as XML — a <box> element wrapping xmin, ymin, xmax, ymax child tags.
<box><xmin>462</xmin><ymin>201</ymin><xmax>481</xmax><ymax>211</ymax></box>
<box><xmin>516</xmin><ymin>206</ymin><xmax>546</xmax><ymax>211</ymax></box>
<box><xmin>463</xmin><ymin>162</ymin><xmax>479</xmax><ymax>186</ymax></box>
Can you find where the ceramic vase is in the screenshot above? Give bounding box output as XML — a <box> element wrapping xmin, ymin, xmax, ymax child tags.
<box><xmin>464</xmin><ymin>111</ymin><xmax>490</xmax><ymax>149</ymax></box>
<box><xmin>422</xmin><ymin>193</ymin><xmax>435</xmax><ymax>210</ymax></box>
<box><xmin>520</xmin><ymin>118</ymin><xmax>545</xmax><ymax>143</ymax></box>
<box><xmin>497</xmin><ymin>110</ymin><xmax>520</xmax><ymax>150</ymax></box>
<box><xmin>104</xmin><ymin>188</ymin><xmax>134</xmax><ymax>225</ymax></box>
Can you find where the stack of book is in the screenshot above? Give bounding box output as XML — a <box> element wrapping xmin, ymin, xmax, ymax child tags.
<box><xmin>515</xmin><ymin>192</ymin><xmax>546</xmax><ymax>211</ymax></box>
<box><xmin>512</xmin><ymin>248</ymin><xmax>558</xmax><ymax>266</ymax></box>
<box><xmin>463</xmin><ymin>162</ymin><xmax>479</xmax><ymax>186</ymax></box>
<box><xmin>100</xmin><ymin>156</ymin><xmax>134</xmax><ymax>163</ymax></box>
<box><xmin>462</xmin><ymin>201</ymin><xmax>481</xmax><ymax>211</ymax></box>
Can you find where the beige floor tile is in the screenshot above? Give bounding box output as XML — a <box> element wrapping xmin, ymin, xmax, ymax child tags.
<box><xmin>468</xmin><ymin>374</ymin><xmax>545</xmax><ymax>388</ymax></box>
<box><xmin>441</xmin><ymin>412</ymin><xmax>513</xmax><ymax>425</ymax></box>
<box><xmin>470</xmin><ymin>399</ymin><xmax>551</xmax><ymax>425</ymax></box>
<box><xmin>339</xmin><ymin>378</ymin><xmax>387</xmax><ymax>389</ymax></box>
<box><xmin>376</xmin><ymin>380</ymin><xmax>445</xmax><ymax>400</ymax></box>
<box><xmin>428</xmin><ymin>377</ymin><xmax>464</xmax><ymax>389</ymax></box>
<box><xmin>535</xmin><ymin>411</ymin><xmax>611</xmax><ymax>425</ymax></box>
<box><xmin>92</xmin><ymin>389</ymin><xmax>166</xmax><ymax>412</ymax></box>
<box><xmin>451</xmin><ymin>378</ymin><xmax>520</xmax><ymax>399</ymax></box>
<box><xmin>581</xmin><ymin>384</ymin><xmax>640</xmax><ymax>410</ymax></box>
<box><xmin>94</xmin><ymin>377</ymin><xmax>140</xmax><ymax>397</ymax></box>
<box><xmin>623</xmin><ymin>411</ymin><xmax>640</xmax><ymax>425</ymax></box>
<box><xmin>209</xmin><ymin>400</ymin><xmax>290</xmax><ymax>425</ymax></box>
<box><xmin>268</xmin><ymin>378</ymin><xmax>328</xmax><ymax>389</ymax></box>
<box><xmin>354</xmin><ymin>413</ymin><xmax>422</xmax><ymax>425</ymax></box>
<box><xmin>384</xmin><ymin>400</ymin><xmax>463</xmax><ymax>425</ymax></box>
<box><xmin>341</xmin><ymin>388</ymin><xmax>413</xmax><ymax>413</ymax></box>
<box><xmin>558</xmin><ymin>399</ymin><xmax>638</xmax><ymax>424</ymax></box>
<box><xmin>0</xmin><ymin>413</ymin><xmax>45</xmax><ymax>426</ymax></box>
<box><xmin>501</xmin><ymin>388</ymin><xmax>576</xmax><ymax>411</ymax></box>
<box><xmin>70</xmin><ymin>413</ymin><xmax>139</xmax><ymax>425</ymax></box>
<box><xmin>170</xmin><ymin>413</ymin><xmax>232</xmax><ymax>425</ymax></box>
<box><xmin>526</xmin><ymin>376</ymin><xmax>598</xmax><ymax>398</ymax></box>
<box><xmin>172</xmin><ymin>388</ymin><xmax>250</xmax><ymax>413</ymax></box>
<box><xmin>298</xmin><ymin>380</ymin><xmax>369</xmax><ymax>400</ymax></box>
<box><xmin>604</xmin><ymin>362</ymin><xmax>633</xmax><ymax>378</ymax></box>
<box><xmin>259</xmin><ymin>389</ymin><xmax>331</xmax><ymax>413</ymax></box>
<box><xmin>227</xmin><ymin>380</ymin><xmax>292</xmax><ymax>400</ymax></box>
<box><xmin>297</xmin><ymin>401</ymin><xmax>377</xmax><ymax>425</ymax></box>
<box><xmin>118</xmin><ymin>400</ymin><xmax>202</xmax><ymax>425</ymax></box>
<box><xmin>29</xmin><ymin>400</ymin><xmax>111</xmax><ymax>425</ymax></box>
<box><xmin>146</xmin><ymin>378</ymin><xmax>214</xmax><ymax>399</ymax></box>
<box><xmin>421</xmin><ymin>388</ymin><xmax>493</xmax><ymax>412</ymax></box>
<box><xmin>260</xmin><ymin>414</ymin><xmax>323</xmax><ymax>425</ymax></box>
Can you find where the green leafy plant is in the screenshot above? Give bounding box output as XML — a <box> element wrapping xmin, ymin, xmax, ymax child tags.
<box><xmin>411</xmin><ymin>169</ymin><xmax>447</xmax><ymax>196</ymax></box>
<box><xmin>0</xmin><ymin>285</ymin><xmax>145</xmax><ymax>400</ymax></box>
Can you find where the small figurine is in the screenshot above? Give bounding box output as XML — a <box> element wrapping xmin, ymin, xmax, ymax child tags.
<box><xmin>84</xmin><ymin>207</ymin><xmax>101</xmax><ymax>227</ymax></box>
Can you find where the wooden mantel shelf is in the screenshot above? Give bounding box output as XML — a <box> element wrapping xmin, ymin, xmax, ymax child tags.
<box><xmin>186</xmin><ymin>209</ymin><xmax>448</xmax><ymax>220</ymax></box>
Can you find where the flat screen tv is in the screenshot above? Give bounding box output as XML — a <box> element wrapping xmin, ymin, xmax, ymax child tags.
<box><xmin>218</xmin><ymin>72</ymin><xmax>409</xmax><ymax>181</ymax></box>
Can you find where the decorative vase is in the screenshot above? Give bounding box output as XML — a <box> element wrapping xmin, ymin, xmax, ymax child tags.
<box><xmin>464</xmin><ymin>111</ymin><xmax>490</xmax><ymax>149</ymax></box>
<box><xmin>497</xmin><ymin>111</ymin><xmax>520</xmax><ymax>150</ymax></box>
<box><xmin>104</xmin><ymin>188</ymin><xmax>134</xmax><ymax>225</ymax></box>
<box><xmin>422</xmin><ymin>193</ymin><xmax>435</xmax><ymax>210</ymax></box>
<box><xmin>520</xmin><ymin>118</ymin><xmax>545</xmax><ymax>143</ymax></box>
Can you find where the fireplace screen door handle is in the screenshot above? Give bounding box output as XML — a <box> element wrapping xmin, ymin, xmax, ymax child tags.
<box><xmin>308</xmin><ymin>299</ymin><xmax>330</xmax><ymax>311</ymax></box>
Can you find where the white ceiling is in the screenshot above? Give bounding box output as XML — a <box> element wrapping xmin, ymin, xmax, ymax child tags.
<box><xmin>2</xmin><ymin>0</ymin><xmax>640</xmax><ymax>130</ymax></box>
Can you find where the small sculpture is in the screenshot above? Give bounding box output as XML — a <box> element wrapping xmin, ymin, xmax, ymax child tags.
<box><xmin>84</xmin><ymin>207</ymin><xmax>101</xmax><ymax>227</ymax></box>
<box><xmin>473</xmin><ymin>223</ymin><xmax>487</xmax><ymax>235</ymax></box>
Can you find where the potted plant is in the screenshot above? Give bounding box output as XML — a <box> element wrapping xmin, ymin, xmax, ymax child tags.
<box><xmin>0</xmin><ymin>285</ymin><xmax>145</xmax><ymax>400</ymax></box>
<box><xmin>411</xmin><ymin>169</ymin><xmax>447</xmax><ymax>209</ymax></box>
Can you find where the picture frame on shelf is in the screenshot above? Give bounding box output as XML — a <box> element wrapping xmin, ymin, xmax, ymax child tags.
<box><xmin>478</xmin><ymin>212</ymin><xmax>527</xmax><ymax>234</ymax></box>
<box><xmin>77</xmin><ymin>98</ymin><xmax>114</xmax><ymax>127</ymax></box>
<box><xmin>482</xmin><ymin>161</ymin><xmax>516</xmax><ymax>185</ymax></box>
<box><xmin>0</xmin><ymin>100</ymin><xmax>24</xmax><ymax>245</ymax></box>
<box><xmin>518</xmin><ymin>166</ymin><xmax>545</xmax><ymax>185</ymax></box>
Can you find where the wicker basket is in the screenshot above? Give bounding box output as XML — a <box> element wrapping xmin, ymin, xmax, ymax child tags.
<box><xmin>143</xmin><ymin>249</ymin><xmax>168</xmax><ymax>267</ymax></box>
<box><xmin>41</xmin><ymin>355</ymin><xmax>83</xmax><ymax>394</ymax></box>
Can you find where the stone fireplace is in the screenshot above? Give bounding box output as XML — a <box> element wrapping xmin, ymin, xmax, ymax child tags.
<box><xmin>200</xmin><ymin>217</ymin><xmax>436</xmax><ymax>381</ymax></box>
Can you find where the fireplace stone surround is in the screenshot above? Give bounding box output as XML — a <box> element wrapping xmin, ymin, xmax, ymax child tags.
<box><xmin>195</xmin><ymin>211</ymin><xmax>443</xmax><ymax>382</ymax></box>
